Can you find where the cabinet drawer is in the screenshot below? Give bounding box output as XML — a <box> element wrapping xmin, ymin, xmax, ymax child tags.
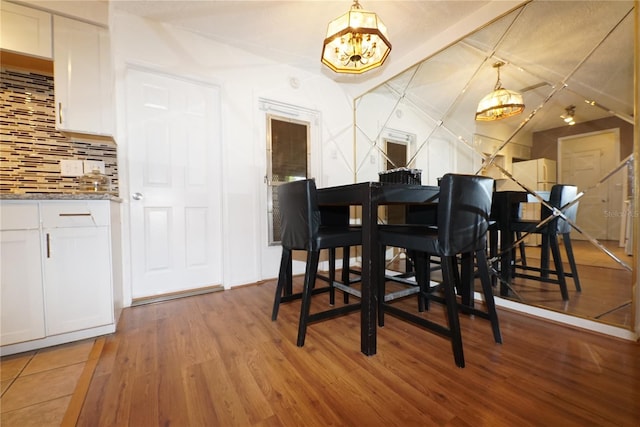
<box><xmin>0</xmin><ymin>203</ymin><xmax>39</xmax><ymax>230</ymax></box>
<box><xmin>40</xmin><ymin>201</ymin><xmax>110</xmax><ymax>228</ymax></box>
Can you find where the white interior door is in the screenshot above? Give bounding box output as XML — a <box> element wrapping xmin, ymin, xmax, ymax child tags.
<box><xmin>126</xmin><ymin>69</ymin><xmax>222</xmax><ymax>299</ymax></box>
<box><xmin>559</xmin><ymin>130</ymin><xmax>621</xmax><ymax>241</ymax></box>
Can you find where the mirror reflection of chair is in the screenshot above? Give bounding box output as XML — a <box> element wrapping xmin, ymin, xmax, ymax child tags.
<box><xmin>271</xmin><ymin>179</ymin><xmax>362</xmax><ymax>347</ymax></box>
<box><xmin>509</xmin><ymin>184</ymin><xmax>581</xmax><ymax>301</ymax></box>
<box><xmin>377</xmin><ymin>174</ymin><xmax>499</xmax><ymax>368</ymax></box>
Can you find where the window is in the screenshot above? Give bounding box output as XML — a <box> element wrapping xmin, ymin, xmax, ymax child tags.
<box><xmin>266</xmin><ymin>115</ymin><xmax>310</xmax><ymax>244</ymax></box>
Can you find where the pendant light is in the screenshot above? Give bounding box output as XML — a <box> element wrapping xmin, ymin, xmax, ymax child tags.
<box><xmin>321</xmin><ymin>0</ymin><xmax>392</xmax><ymax>74</ymax></box>
<box><xmin>561</xmin><ymin>105</ymin><xmax>576</xmax><ymax>125</ymax></box>
<box><xmin>475</xmin><ymin>61</ymin><xmax>525</xmax><ymax>121</ymax></box>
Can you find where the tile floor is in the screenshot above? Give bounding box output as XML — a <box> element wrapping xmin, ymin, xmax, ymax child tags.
<box><xmin>1</xmin><ymin>338</ymin><xmax>98</xmax><ymax>427</ymax></box>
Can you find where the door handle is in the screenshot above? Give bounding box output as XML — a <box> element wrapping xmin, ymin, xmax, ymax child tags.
<box><xmin>132</xmin><ymin>192</ymin><xmax>144</xmax><ymax>200</ymax></box>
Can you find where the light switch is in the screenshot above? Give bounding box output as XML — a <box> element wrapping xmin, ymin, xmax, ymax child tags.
<box><xmin>60</xmin><ymin>159</ymin><xmax>84</xmax><ymax>177</ymax></box>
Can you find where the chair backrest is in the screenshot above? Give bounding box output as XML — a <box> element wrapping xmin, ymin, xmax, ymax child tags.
<box><xmin>545</xmin><ymin>184</ymin><xmax>579</xmax><ymax>234</ymax></box>
<box><xmin>319</xmin><ymin>205</ymin><xmax>350</xmax><ymax>227</ymax></box>
<box><xmin>406</xmin><ymin>204</ymin><xmax>438</xmax><ymax>226</ymax></box>
<box><xmin>437</xmin><ymin>174</ymin><xmax>494</xmax><ymax>256</ymax></box>
<box><xmin>278</xmin><ymin>179</ymin><xmax>321</xmax><ymax>250</ymax></box>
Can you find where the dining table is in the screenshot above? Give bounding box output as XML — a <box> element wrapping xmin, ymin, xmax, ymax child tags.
<box><xmin>317</xmin><ymin>181</ymin><xmax>439</xmax><ymax>356</ymax></box>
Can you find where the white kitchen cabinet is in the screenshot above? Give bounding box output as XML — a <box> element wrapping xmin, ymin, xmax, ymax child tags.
<box><xmin>41</xmin><ymin>201</ymin><xmax>114</xmax><ymax>336</ymax></box>
<box><xmin>0</xmin><ymin>203</ymin><xmax>46</xmax><ymax>346</ymax></box>
<box><xmin>43</xmin><ymin>224</ymin><xmax>113</xmax><ymax>336</ymax></box>
<box><xmin>0</xmin><ymin>1</ymin><xmax>52</xmax><ymax>59</ymax></box>
<box><xmin>53</xmin><ymin>15</ymin><xmax>114</xmax><ymax>138</ymax></box>
<box><xmin>0</xmin><ymin>199</ymin><xmax>121</xmax><ymax>356</ymax></box>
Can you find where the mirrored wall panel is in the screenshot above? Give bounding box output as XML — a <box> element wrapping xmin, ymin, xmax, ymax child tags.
<box><xmin>355</xmin><ymin>0</ymin><xmax>635</xmax><ymax>328</ymax></box>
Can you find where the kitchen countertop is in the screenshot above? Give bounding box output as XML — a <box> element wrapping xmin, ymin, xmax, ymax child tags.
<box><xmin>0</xmin><ymin>193</ymin><xmax>123</xmax><ymax>202</ymax></box>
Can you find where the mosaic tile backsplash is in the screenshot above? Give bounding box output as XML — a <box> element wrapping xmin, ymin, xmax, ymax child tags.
<box><xmin>0</xmin><ymin>67</ymin><xmax>118</xmax><ymax>194</ymax></box>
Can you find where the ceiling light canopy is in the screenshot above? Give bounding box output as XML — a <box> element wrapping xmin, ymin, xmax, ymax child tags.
<box><xmin>475</xmin><ymin>61</ymin><xmax>525</xmax><ymax>121</ymax></box>
<box><xmin>321</xmin><ymin>0</ymin><xmax>391</xmax><ymax>74</ymax></box>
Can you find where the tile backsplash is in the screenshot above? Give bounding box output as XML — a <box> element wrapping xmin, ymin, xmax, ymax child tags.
<box><xmin>0</xmin><ymin>67</ymin><xmax>118</xmax><ymax>194</ymax></box>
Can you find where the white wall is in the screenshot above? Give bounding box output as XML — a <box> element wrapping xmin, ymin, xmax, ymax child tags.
<box><xmin>110</xmin><ymin>12</ymin><xmax>356</xmax><ymax>302</ymax></box>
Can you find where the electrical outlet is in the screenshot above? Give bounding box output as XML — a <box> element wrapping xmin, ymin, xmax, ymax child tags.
<box><xmin>60</xmin><ymin>159</ymin><xmax>84</xmax><ymax>177</ymax></box>
<box><xmin>83</xmin><ymin>160</ymin><xmax>105</xmax><ymax>174</ymax></box>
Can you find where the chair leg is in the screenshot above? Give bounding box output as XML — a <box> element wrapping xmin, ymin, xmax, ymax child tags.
<box><xmin>378</xmin><ymin>244</ymin><xmax>387</xmax><ymax>327</ymax></box>
<box><xmin>406</xmin><ymin>250</ymin><xmax>416</xmax><ymax>273</ymax></box>
<box><xmin>441</xmin><ymin>256</ymin><xmax>465</xmax><ymax>368</ymax></box>
<box><xmin>562</xmin><ymin>233</ymin><xmax>581</xmax><ymax>292</ymax></box>
<box><xmin>297</xmin><ymin>250</ymin><xmax>320</xmax><ymax>347</ymax></box>
<box><xmin>413</xmin><ymin>251</ymin><xmax>428</xmax><ymax>313</ymax></box>
<box><xmin>272</xmin><ymin>248</ymin><xmax>292</xmax><ymax>321</ymax></box>
<box><xmin>342</xmin><ymin>246</ymin><xmax>350</xmax><ymax>304</ymax></box>
<box><xmin>476</xmin><ymin>249</ymin><xmax>502</xmax><ymax>344</ymax></box>
<box><xmin>459</xmin><ymin>252</ymin><xmax>473</xmax><ymax>306</ymax></box>
<box><xmin>515</xmin><ymin>231</ymin><xmax>527</xmax><ymax>266</ymax></box>
<box><xmin>549</xmin><ymin>236</ymin><xmax>569</xmax><ymax>300</ymax></box>
<box><xmin>489</xmin><ymin>226</ymin><xmax>499</xmax><ymax>287</ymax></box>
<box><xmin>328</xmin><ymin>248</ymin><xmax>336</xmax><ymax>306</ymax></box>
<box><xmin>541</xmin><ymin>234</ymin><xmax>551</xmax><ymax>278</ymax></box>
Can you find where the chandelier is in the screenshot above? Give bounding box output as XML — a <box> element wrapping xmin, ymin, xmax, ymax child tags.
<box><xmin>321</xmin><ymin>0</ymin><xmax>392</xmax><ymax>74</ymax></box>
<box><xmin>475</xmin><ymin>61</ymin><xmax>525</xmax><ymax>121</ymax></box>
<box><xmin>561</xmin><ymin>105</ymin><xmax>576</xmax><ymax>125</ymax></box>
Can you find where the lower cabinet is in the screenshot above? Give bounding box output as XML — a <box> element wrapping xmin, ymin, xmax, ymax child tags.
<box><xmin>0</xmin><ymin>228</ymin><xmax>46</xmax><ymax>345</ymax></box>
<box><xmin>43</xmin><ymin>226</ymin><xmax>113</xmax><ymax>336</ymax></box>
<box><xmin>0</xmin><ymin>200</ymin><xmax>121</xmax><ymax>356</ymax></box>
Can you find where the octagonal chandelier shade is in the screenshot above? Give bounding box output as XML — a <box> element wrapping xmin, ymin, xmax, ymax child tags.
<box><xmin>475</xmin><ymin>61</ymin><xmax>525</xmax><ymax>121</ymax></box>
<box><xmin>321</xmin><ymin>0</ymin><xmax>392</xmax><ymax>74</ymax></box>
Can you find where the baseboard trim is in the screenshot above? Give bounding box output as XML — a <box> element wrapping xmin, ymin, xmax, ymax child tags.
<box><xmin>489</xmin><ymin>293</ymin><xmax>638</xmax><ymax>341</ymax></box>
<box><xmin>131</xmin><ymin>285</ymin><xmax>224</xmax><ymax>306</ymax></box>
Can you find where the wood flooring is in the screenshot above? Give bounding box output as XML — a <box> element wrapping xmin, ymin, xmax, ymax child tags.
<box><xmin>76</xmin><ymin>278</ymin><xmax>640</xmax><ymax>426</ymax></box>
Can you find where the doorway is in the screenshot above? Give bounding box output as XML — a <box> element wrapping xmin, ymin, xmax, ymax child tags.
<box><xmin>558</xmin><ymin>129</ymin><xmax>622</xmax><ymax>241</ymax></box>
<box><xmin>125</xmin><ymin>68</ymin><xmax>223</xmax><ymax>300</ymax></box>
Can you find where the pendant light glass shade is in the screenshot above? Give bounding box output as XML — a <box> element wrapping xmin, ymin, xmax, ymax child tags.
<box><xmin>321</xmin><ymin>0</ymin><xmax>391</xmax><ymax>74</ymax></box>
<box><xmin>475</xmin><ymin>62</ymin><xmax>525</xmax><ymax>121</ymax></box>
<box><xmin>475</xmin><ymin>88</ymin><xmax>525</xmax><ymax>121</ymax></box>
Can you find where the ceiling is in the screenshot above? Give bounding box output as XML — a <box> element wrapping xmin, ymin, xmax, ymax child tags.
<box><xmin>111</xmin><ymin>1</ymin><xmax>634</xmax><ymax>134</ymax></box>
<box><xmin>110</xmin><ymin>0</ymin><xmax>493</xmax><ymax>79</ymax></box>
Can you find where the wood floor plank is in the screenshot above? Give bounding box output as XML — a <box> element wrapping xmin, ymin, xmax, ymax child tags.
<box><xmin>61</xmin><ymin>337</ymin><xmax>105</xmax><ymax>427</ymax></box>
<box><xmin>77</xmin><ymin>279</ymin><xmax>640</xmax><ymax>426</ymax></box>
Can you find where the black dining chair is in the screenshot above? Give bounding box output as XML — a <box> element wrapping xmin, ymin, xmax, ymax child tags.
<box><xmin>271</xmin><ymin>179</ymin><xmax>362</xmax><ymax>347</ymax></box>
<box><xmin>377</xmin><ymin>173</ymin><xmax>498</xmax><ymax>368</ymax></box>
<box><xmin>316</xmin><ymin>205</ymin><xmax>362</xmax><ymax>303</ymax></box>
<box><xmin>509</xmin><ymin>184</ymin><xmax>581</xmax><ymax>300</ymax></box>
<box><xmin>381</xmin><ymin>203</ymin><xmax>438</xmax><ymax>313</ymax></box>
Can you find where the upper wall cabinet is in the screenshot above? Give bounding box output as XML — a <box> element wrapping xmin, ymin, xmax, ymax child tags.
<box><xmin>53</xmin><ymin>15</ymin><xmax>114</xmax><ymax>140</ymax></box>
<box><xmin>0</xmin><ymin>1</ymin><xmax>52</xmax><ymax>58</ymax></box>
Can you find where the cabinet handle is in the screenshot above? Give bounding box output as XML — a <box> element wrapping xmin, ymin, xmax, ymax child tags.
<box><xmin>59</xmin><ymin>213</ymin><xmax>92</xmax><ymax>217</ymax></box>
<box><xmin>46</xmin><ymin>233</ymin><xmax>51</xmax><ymax>258</ymax></box>
<box><xmin>58</xmin><ymin>102</ymin><xmax>63</xmax><ymax>124</ymax></box>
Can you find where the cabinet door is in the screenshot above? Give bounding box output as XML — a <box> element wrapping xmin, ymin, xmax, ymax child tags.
<box><xmin>43</xmin><ymin>226</ymin><xmax>113</xmax><ymax>335</ymax></box>
<box><xmin>0</xmin><ymin>1</ymin><xmax>52</xmax><ymax>58</ymax></box>
<box><xmin>0</xmin><ymin>230</ymin><xmax>46</xmax><ymax>345</ymax></box>
<box><xmin>53</xmin><ymin>15</ymin><xmax>113</xmax><ymax>137</ymax></box>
